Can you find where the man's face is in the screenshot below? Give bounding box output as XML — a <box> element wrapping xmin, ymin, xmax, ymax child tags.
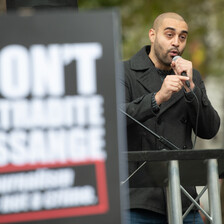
<box><xmin>152</xmin><ymin>18</ymin><xmax>188</xmax><ymax>68</ymax></box>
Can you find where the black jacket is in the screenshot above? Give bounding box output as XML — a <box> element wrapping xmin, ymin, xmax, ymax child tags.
<box><xmin>122</xmin><ymin>46</ymin><xmax>220</xmax><ymax>214</ymax></box>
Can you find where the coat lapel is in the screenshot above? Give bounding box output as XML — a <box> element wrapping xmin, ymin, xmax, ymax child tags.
<box><xmin>130</xmin><ymin>46</ymin><xmax>162</xmax><ymax>93</ymax></box>
<box><xmin>136</xmin><ymin>67</ymin><xmax>162</xmax><ymax>93</ymax></box>
<box><xmin>130</xmin><ymin>46</ymin><xmax>185</xmax><ymax>116</ymax></box>
<box><xmin>159</xmin><ymin>90</ymin><xmax>184</xmax><ymax>116</ymax></box>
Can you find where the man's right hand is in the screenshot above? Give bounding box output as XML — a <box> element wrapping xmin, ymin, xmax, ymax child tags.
<box><xmin>155</xmin><ymin>74</ymin><xmax>189</xmax><ymax>105</ymax></box>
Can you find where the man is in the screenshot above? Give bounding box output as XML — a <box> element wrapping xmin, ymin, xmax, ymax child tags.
<box><xmin>122</xmin><ymin>12</ymin><xmax>220</xmax><ymax>223</ymax></box>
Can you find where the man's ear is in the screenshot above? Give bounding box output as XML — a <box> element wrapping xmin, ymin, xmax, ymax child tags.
<box><xmin>149</xmin><ymin>28</ymin><xmax>156</xmax><ymax>43</ymax></box>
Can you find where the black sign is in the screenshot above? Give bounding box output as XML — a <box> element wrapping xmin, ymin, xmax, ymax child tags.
<box><xmin>0</xmin><ymin>10</ymin><xmax>127</xmax><ymax>224</ymax></box>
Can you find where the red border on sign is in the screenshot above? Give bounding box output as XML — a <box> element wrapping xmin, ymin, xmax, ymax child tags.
<box><xmin>0</xmin><ymin>160</ymin><xmax>109</xmax><ymax>223</ymax></box>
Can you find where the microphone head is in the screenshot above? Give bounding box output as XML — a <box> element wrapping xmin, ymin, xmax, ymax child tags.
<box><xmin>172</xmin><ymin>55</ymin><xmax>181</xmax><ymax>61</ymax></box>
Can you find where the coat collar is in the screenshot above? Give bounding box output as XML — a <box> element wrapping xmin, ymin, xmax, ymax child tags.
<box><xmin>129</xmin><ymin>45</ymin><xmax>185</xmax><ymax>115</ymax></box>
<box><xmin>130</xmin><ymin>46</ymin><xmax>162</xmax><ymax>93</ymax></box>
<box><xmin>130</xmin><ymin>45</ymin><xmax>153</xmax><ymax>71</ymax></box>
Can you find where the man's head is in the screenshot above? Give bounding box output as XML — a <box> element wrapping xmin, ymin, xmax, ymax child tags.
<box><xmin>148</xmin><ymin>12</ymin><xmax>188</xmax><ymax>70</ymax></box>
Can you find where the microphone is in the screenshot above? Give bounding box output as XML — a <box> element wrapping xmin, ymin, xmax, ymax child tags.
<box><xmin>172</xmin><ymin>56</ymin><xmax>191</xmax><ymax>88</ymax></box>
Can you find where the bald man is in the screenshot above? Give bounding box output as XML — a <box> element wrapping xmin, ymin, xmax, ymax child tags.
<box><xmin>122</xmin><ymin>12</ymin><xmax>220</xmax><ymax>223</ymax></box>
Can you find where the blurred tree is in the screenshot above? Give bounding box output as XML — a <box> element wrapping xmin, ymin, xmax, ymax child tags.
<box><xmin>0</xmin><ymin>0</ymin><xmax>6</xmax><ymax>13</ymax></box>
<box><xmin>79</xmin><ymin>0</ymin><xmax>224</xmax><ymax>77</ymax></box>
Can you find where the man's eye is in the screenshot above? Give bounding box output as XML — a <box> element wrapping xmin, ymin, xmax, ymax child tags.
<box><xmin>180</xmin><ymin>35</ymin><xmax>187</xmax><ymax>40</ymax></box>
<box><xmin>166</xmin><ymin>33</ymin><xmax>173</xmax><ymax>37</ymax></box>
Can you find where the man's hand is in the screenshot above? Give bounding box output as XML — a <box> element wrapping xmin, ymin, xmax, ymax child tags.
<box><xmin>171</xmin><ymin>57</ymin><xmax>195</xmax><ymax>91</ymax></box>
<box><xmin>155</xmin><ymin>75</ymin><xmax>190</xmax><ymax>105</ymax></box>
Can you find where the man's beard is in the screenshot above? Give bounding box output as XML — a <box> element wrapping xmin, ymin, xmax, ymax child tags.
<box><xmin>154</xmin><ymin>41</ymin><xmax>182</xmax><ymax>68</ymax></box>
<box><xmin>154</xmin><ymin>44</ymin><xmax>173</xmax><ymax>67</ymax></box>
<box><xmin>155</xmin><ymin>51</ymin><xmax>171</xmax><ymax>67</ymax></box>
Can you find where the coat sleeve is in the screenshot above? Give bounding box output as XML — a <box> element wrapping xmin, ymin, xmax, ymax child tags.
<box><xmin>185</xmin><ymin>69</ymin><xmax>220</xmax><ymax>139</ymax></box>
<box><xmin>120</xmin><ymin>62</ymin><xmax>156</xmax><ymax>126</ymax></box>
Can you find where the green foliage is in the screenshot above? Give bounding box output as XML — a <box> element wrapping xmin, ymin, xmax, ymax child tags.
<box><xmin>78</xmin><ymin>0</ymin><xmax>224</xmax><ymax>77</ymax></box>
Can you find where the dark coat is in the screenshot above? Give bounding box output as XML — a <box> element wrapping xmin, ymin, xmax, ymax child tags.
<box><xmin>122</xmin><ymin>46</ymin><xmax>220</xmax><ymax>214</ymax></box>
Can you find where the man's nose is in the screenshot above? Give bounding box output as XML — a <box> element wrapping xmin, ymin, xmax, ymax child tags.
<box><xmin>172</xmin><ymin>36</ymin><xmax>180</xmax><ymax>47</ymax></box>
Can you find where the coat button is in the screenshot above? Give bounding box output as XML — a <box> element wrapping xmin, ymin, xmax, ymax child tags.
<box><xmin>181</xmin><ymin>117</ymin><xmax>187</xmax><ymax>124</ymax></box>
<box><xmin>202</xmin><ymin>96</ymin><xmax>209</xmax><ymax>106</ymax></box>
<box><xmin>183</xmin><ymin>145</ymin><xmax>187</xmax><ymax>149</ymax></box>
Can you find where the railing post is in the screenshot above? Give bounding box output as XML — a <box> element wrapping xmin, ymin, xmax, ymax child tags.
<box><xmin>166</xmin><ymin>160</ymin><xmax>183</xmax><ymax>224</ymax></box>
<box><xmin>207</xmin><ymin>159</ymin><xmax>222</xmax><ymax>224</ymax></box>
